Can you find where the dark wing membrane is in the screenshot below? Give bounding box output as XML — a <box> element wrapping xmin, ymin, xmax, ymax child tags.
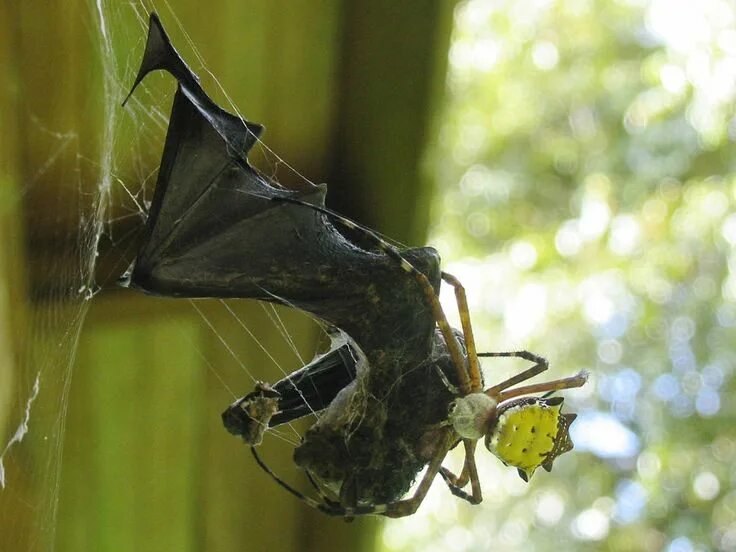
<box><xmin>123</xmin><ymin>14</ymin><xmax>441</xmax><ymax>364</ymax></box>
<box><xmin>122</xmin><ymin>13</ymin><xmax>263</xmax><ymax>156</ymax></box>
<box><xmin>221</xmin><ymin>341</ymin><xmax>360</xmax><ymax>440</ymax></box>
<box><xmin>269</xmin><ymin>343</ymin><xmax>359</xmax><ymax>425</ymax></box>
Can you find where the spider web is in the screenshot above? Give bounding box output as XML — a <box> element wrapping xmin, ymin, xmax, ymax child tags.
<box><xmin>0</xmin><ymin>2</ymin><xmax>373</xmax><ymax>548</ymax></box>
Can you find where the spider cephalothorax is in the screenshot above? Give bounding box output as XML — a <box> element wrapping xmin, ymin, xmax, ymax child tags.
<box><xmin>485</xmin><ymin>396</ymin><xmax>577</xmax><ymax>482</ymax></box>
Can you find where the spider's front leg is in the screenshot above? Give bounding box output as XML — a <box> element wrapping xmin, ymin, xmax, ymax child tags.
<box><xmin>477</xmin><ymin>350</ymin><xmax>587</xmax><ymax>401</ymax></box>
<box><xmin>441</xmin><ymin>272</ymin><xmax>482</xmax><ymax>393</ymax></box>
<box><xmin>480</xmin><ymin>351</ymin><xmax>549</xmax><ymax>396</ymax></box>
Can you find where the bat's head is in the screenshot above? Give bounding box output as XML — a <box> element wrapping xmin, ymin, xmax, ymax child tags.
<box><xmin>221</xmin><ymin>382</ymin><xmax>280</xmax><ymax>446</ymax></box>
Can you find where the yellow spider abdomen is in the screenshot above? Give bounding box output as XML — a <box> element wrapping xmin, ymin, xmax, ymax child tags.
<box><xmin>486</xmin><ymin>400</ymin><xmax>563</xmax><ymax>480</ymax></box>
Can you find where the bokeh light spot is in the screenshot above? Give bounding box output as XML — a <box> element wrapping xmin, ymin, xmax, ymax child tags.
<box><xmin>571</xmin><ymin>412</ymin><xmax>640</xmax><ymax>458</ymax></box>
<box><xmin>693</xmin><ymin>471</ymin><xmax>720</xmax><ymax>500</ymax></box>
<box><xmin>571</xmin><ymin>508</ymin><xmax>610</xmax><ymax>541</ymax></box>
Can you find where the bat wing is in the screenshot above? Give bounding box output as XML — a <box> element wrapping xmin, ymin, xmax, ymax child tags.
<box><xmin>122</xmin><ymin>14</ymin><xmax>441</xmax><ymax>365</ymax></box>
<box><xmin>221</xmin><ymin>340</ymin><xmax>359</xmax><ymax>441</ymax></box>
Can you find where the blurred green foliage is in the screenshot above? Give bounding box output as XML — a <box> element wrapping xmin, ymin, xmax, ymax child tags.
<box><xmin>383</xmin><ymin>0</ymin><xmax>736</xmax><ymax>550</ymax></box>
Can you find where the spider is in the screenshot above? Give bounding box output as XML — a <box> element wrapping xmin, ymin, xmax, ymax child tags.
<box><xmin>240</xmin><ymin>197</ymin><xmax>589</xmax><ymax>518</ymax></box>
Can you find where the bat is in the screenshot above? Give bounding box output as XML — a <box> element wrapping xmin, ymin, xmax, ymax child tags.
<box><xmin>122</xmin><ymin>13</ymin><xmax>587</xmax><ymax>517</ymax></box>
<box><xmin>121</xmin><ymin>13</ymin><xmax>462</xmax><ymax>507</ymax></box>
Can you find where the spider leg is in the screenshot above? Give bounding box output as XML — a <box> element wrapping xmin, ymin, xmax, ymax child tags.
<box><xmin>304</xmin><ymin>468</ymin><xmax>342</xmax><ymax>508</ymax></box>
<box><xmin>441</xmin><ymin>272</ymin><xmax>482</xmax><ymax>392</ymax></box>
<box><xmin>252</xmin><ymin>430</ymin><xmax>458</xmax><ymax>518</ymax></box>
<box><xmin>439</xmin><ymin>467</ymin><xmax>465</xmax><ymax>488</ymax></box>
<box><xmin>381</xmin><ymin>429</ymin><xmax>458</xmax><ymax>518</ymax></box>
<box><xmin>496</xmin><ymin>370</ymin><xmax>589</xmax><ymax>403</ymax></box>
<box><xmin>250</xmin><ymin>447</ymin><xmax>340</xmax><ymax>515</ymax></box>
<box><xmin>439</xmin><ymin>439</ymin><xmax>482</xmax><ymax>505</ymax></box>
<box><xmin>439</xmin><ymin>469</ymin><xmax>475</xmax><ymax>503</ymax></box>
<box><xmin>339</xmin><ymin>475</ymin><xmax>359</xmax><ymax>523</ymax></box>
<box><xmin>439</xmin><ymin>440</ymin><xmax>473</xmax><ymax>489</ymax></box>
<box><xmin>480</xmin><ymin>351</ymin><xmax>549</xmax><ymax>396</ymax></box>
<box><xmin>273</xmin><ymin>197</ymin><xmax>472</xmax><ymax>395</ymax></box>
<box><xmin>464</xmin><ymin>439</ymin><xmax>483</xmax><ymax>505</ymax></box>
<box><xmin>434</xmin><ymin>364</ymin><xmax>460</xmax><ymax>395</ymax></box>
